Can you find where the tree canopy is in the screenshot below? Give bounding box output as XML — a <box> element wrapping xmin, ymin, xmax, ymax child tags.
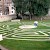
<box><xmin>13</xmin><ymin>0</ymin><xmax>49</xmax><ymax>16</ymax></box>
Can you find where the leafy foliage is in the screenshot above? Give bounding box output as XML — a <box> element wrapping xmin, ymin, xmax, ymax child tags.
<box><xmin>13</xmin><ymin>0</ymin><xmax>49</xmax><ymax>16</ymax></box>
<box><xmin>32</xmin><ymin>0</ymin><xmax>49</xmax><ymax>16</ymax></box>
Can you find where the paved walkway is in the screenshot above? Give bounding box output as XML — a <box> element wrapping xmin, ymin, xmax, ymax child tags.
<box><xmin>0</xmin><ymin>24</ymin><xmax>50</xmax><ymax>41</ymax></box>
<box><xmin>2</xmin><ymin>28</ymin><xmax>50</xmax><ymax>41</ymax></box>
<box><xmin>0</xmin><ymin>45</ymin><xmax>8</xmax><ymax>50</ymax></box>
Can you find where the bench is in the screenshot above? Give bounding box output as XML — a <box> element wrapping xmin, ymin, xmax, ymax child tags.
<box><xmin>11</xmin><ymin>19</ymin><xmax>20</xmax><ymax>22</ymax></box>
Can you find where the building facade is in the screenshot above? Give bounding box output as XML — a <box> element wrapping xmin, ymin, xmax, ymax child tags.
<box><xmin>0</xmin><ymin>0</ymin><xmax>16</xmax><ymax>15</ymax></box>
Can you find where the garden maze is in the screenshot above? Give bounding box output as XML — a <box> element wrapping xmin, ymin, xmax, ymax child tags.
<box><xmin>0</xmin><ymin>21</ymin><xmax>50</xmax><ymax>41</ymax></box>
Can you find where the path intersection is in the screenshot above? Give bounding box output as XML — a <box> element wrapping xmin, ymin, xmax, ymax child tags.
<box><xmin>0</xmin><ymin>22</ymin><xmax>50</xmax><ymax>41</ymax></box>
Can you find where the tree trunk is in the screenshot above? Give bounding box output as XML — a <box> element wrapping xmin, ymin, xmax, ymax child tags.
<box><xmin>30</xmin><ymin>16</ymin><xmax>31</xmax><ymax>20</ymax></box>
<box><xmin>21</xmin><ymin>15</ymin><xmax>23</xmax><ymax>20</ymax></box>
<box><xmin>41</xmin><ymin>17</ymin><xmax>43</xmax><ymax>21</ymax></box>
<box><xmin>29</xmin><ymin>13</ymin><xmax>32</xmax><ymax>20</ymax></box>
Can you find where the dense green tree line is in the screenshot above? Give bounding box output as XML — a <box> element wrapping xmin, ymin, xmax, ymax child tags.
<box><xmin>13</xmin><ymin>0</ymin><xmax>49</xmax><ymax>20</ymax></box>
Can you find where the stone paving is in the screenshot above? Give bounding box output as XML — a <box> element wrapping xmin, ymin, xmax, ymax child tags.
<box><xmin>0</xmin><ymin>23</ymin><xmax>50</xmax><ymax>41</ymax></box>
<box><xmin>2</xmin><ymin>28</ymin><xmax>50</xmax><ymax>41</ymax></box>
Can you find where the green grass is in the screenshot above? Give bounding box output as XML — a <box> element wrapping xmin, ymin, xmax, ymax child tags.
<box><xmin>0</xmin><ymin>20</ymin><xmax>50</xmax><ymax>50</ymax></box>
<box><xmin>0</xmin><ymin>39</ymin><xmax>50</xmax><ymax>50</ymax></box>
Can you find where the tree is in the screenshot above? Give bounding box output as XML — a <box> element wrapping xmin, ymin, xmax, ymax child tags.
<box><xmin>13</xmin><ymin>0</ymin><xmax>49</xmax><ymax>20</ymax></box>
<box><xmin>26</xmin><ymin>0</ymin><xmax>49</xmax><ymax>20</ymax></box>
<box><xmin>13</xmin><ymin>0</ymin><xmax>27</xmax><ymax>20</ymax></box>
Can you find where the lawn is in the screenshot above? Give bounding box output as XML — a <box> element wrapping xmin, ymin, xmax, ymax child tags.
<box><xmin>0</xmin><ymin>39</ymin><xmax>50</xmax><ymax>50</ymax></box>
<box><xmin>0</xmin><ymin>20</ymin><xmax>50</xmax><ymax>50</ymax></box>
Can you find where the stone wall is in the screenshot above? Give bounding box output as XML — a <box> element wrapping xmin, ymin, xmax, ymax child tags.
<box><xmin>0</xmin><ymin>15</ymin><xmax>16</xmax><ymax>22</ymax></box>
<box><xmin>43</xmin><ymin>16</ymin><xmax>50</xmax><ymax>20</ymax></box>
<box><xmin>32</xmin><ymin>16</ymin><xmax>50</xmax><ymax>20</ymax></box>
